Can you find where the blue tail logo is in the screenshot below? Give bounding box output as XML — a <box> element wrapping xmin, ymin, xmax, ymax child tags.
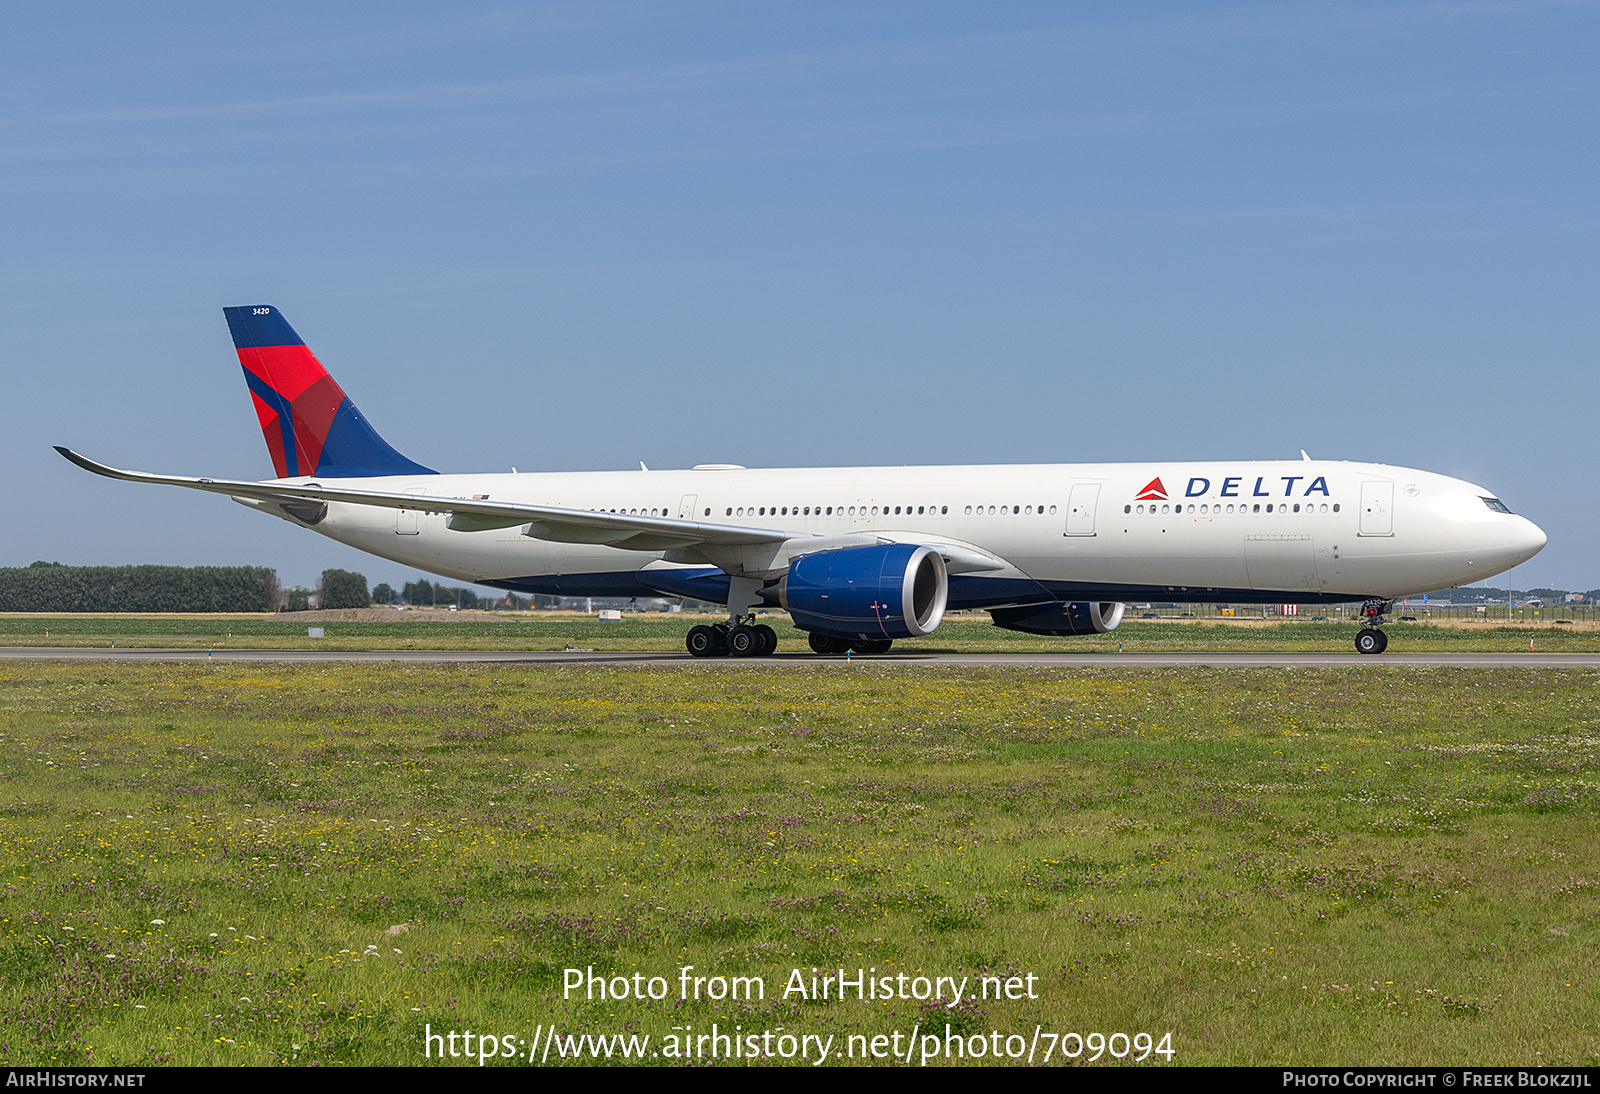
<box><xmin>224</xmin><ymin>306</ymin><xmax>436</xmax><ymax>479</ymax></box>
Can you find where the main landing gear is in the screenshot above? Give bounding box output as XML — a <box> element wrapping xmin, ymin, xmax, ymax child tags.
<box><xmin>682</xmin><ymin>576</ymin><xmax>893</xmax><ymax>658</ymax></box>
<box><xmin>683</xmin><ymin>623</ymin><xmax>895</xmax><ymax>658</ymax></box>
<box><xmin>686</xmin><ymin>575</ymin><xmax>779</xmax><ymax>658</ymax></box>
<box><xmin>1355</xmin><ymin>599</ymin><xmax>1393</xmax><ymax>655</ymax></box>
<box><xmin>807</xmin><ymin>632</ymin><xmax>892</xmax><ymax>656</ymax></box>
<box><xmin>686</xmin><ymin>618</ymin><xmax>777</xmax><ymax>658</ymax></box>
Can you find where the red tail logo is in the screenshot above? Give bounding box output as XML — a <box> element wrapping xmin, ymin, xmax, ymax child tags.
<box><xmin>1135</xmin><ymin>477</ymin><xmax>1168</xmax><ymax>501</ymax></box>
<box><xmin>223</xmin><ymin>305</ymin><xmax>435</xmax><ymax>479</ymax></box>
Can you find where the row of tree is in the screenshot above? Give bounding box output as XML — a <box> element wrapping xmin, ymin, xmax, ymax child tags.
<box><xmin>382</xmin><ymin>579</ymin><xmax>485</xmax><ymax>609</ymax></box>
<box><xmin>275</xmin><ymin>569</ymin><xmax>373</xmax><ymax>611</ymax></box>
<box><xmin>0</xmin><ymin>562</ymin><xmax>281</xmax><ymax>612</ymax></box>
<box><xmin>1</xmin><ymin>561</ymin><xmax>530</xmax><ymax>613</ymax></box>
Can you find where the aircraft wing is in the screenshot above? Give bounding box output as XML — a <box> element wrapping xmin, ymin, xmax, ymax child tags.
<box><xmin>54</xmin><ymin>447</ymin><xmax>790</xmax><ymax>550</ymax></box>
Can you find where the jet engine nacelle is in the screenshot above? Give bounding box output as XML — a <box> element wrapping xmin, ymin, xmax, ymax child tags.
<box><xmin>989</xmin><ymin>601</ymin><xmax>1126</xmax><ymax>636</ymax></box>
<box><xmin>779</xmin><ymin>543</ymin><xmax>948</xmax><ymax>639</ymax></box>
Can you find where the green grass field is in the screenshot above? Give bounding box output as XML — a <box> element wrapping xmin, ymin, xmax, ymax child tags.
<box><xmin>0</xmin><ymin>661</ymin><xmax>1594</xmax><ymax>1067</ymax></box>
<box><xmin>3</xmin><ymin>612</ymin><xmax>1599</xmax><ymax>653</ymax></box>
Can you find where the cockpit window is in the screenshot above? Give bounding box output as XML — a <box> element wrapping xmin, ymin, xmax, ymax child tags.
<box><xmin>1481</xmin><ymin>497</ymin><xmax>1513</xmax><ymax>514</ymax></box>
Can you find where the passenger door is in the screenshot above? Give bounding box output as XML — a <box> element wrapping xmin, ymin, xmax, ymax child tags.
<box><xmin>1066</xmin><ymin>483</ymin><xmax>1100</xmax><ymax>536</ymax></box>
<box><xmin>1358</xmin><ymin>481</ymin><xmax>1394</xmax><ymax>536</ymax></box>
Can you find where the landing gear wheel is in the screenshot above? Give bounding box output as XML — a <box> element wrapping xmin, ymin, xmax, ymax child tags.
<box><xmin>686</xmin><ymin>625</ymin><xmax>723</xmax><ymax>658</ymax></box>
<box><xmin>728</xmin><ymin>625</ymin><xmax>761</xmax><ymax>657</ymax></box>
<box><xmin>808</xmin><ymin>632</ymin><xmax>850</xmax><ymax>655</ymax></box>
<box><xmin>753</xmin><ymin>624</ymin><xmax>777</xmax><ymax>657</ymax></box>
<box><xmin>1355</xmin><ymin>628</ymin><xmax>1388</xmax><ymax>655</ymax></box>
<box><xmin>849</xmin><ymin>638</ymin><xmax>893</xmax><ymax>655</ymax></box>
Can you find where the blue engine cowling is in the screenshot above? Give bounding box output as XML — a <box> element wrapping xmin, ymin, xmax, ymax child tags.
<box><xmin>779</xmin><ymin>543</ymin><xmax>948</xmax><ymax>640</ymax></box>
<box><xmin>989</xmin><ymin>601</ymin><xmax>1125</xmax><ymax>636</ymax></box>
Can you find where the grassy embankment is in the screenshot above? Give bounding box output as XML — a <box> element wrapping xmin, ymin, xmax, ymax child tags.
<box><xmin>0</xmin><ymin>662</ymin><xmax>1595</xmax><ymax>1066</ymax></box>
<box><xmin>1</xmin><ymin>613</ymin><xmax>1598</xmax><ymax>653</ymax></box>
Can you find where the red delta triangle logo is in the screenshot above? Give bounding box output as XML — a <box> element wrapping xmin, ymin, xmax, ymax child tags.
<box><xmin>1135</xmin><ymin>477</ymin><xmax>1168</xmax><ymax>502</ymax></box>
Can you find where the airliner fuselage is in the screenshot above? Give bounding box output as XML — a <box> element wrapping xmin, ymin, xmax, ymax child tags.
<box><xmin>282</xmin><ymin>459</ymin><xmax>1543</xmax><ymax>608</ymax></box>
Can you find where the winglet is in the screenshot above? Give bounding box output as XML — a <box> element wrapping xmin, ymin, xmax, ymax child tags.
<box><xmin>55</xmin><ymin>446</ymin><xmax>137</xmax><ymax>480</ymax></box>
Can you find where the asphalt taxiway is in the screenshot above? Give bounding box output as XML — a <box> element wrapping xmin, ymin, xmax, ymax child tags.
<box><xmin>1</xmin><ymin>648</ymin><xmax>1595</xmax><ymax>668</ymax></box>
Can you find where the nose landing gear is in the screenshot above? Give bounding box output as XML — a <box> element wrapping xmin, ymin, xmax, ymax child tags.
<box><xmin>1355</xmin><ymin>599</ymin><xmax>1393</xmax><ymax>654</ymax></box>
<box><xmin>1355</xmin><ymin>628</ymin><xmax>1387</xmax><ymax>655</ymax></box>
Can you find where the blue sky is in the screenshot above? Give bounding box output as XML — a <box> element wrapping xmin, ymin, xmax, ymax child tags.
<box><xmin>3</xmin><ymin>2</ymin><xmax>1596</xmax><ymax>592</ymax></box>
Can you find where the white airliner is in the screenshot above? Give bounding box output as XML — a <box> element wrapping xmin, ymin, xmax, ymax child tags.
<box><xmin>57</xmin><ymin>306</ymin><xmax>1547</xmax><ymax>656</ymax></box>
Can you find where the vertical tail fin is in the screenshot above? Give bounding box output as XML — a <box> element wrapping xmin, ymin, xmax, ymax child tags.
<box><xmin>224</xmin><ymin>305</ymin><xmax>436</xmax><ymax>479</ymax></box>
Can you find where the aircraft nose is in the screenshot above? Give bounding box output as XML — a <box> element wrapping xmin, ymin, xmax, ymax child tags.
<box><xmin>1508</xmin><ymin>516</ymin><xmax>1547</xmax><ymax>565</ymax></box>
